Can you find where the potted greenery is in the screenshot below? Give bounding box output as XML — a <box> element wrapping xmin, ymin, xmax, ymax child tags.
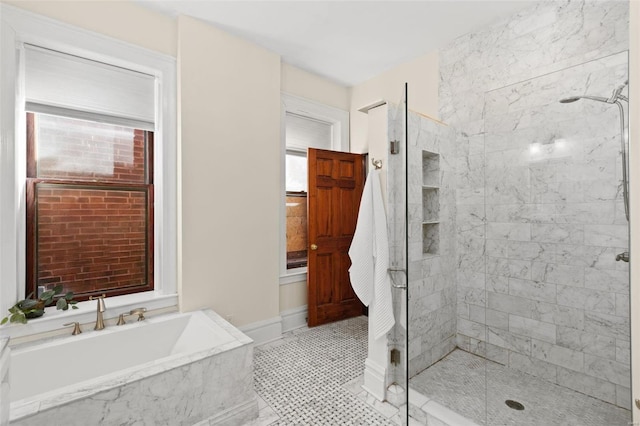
<box><xmin>1</xmin><ymin>284</ymin><xmax>78</xmax><ymax>325</ymax></box>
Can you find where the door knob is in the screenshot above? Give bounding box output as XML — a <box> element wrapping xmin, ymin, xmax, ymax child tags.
<box><xmin>310</xmin><ymin>244</ymin><xmax>318</xmax><ymax>250</ymax></box>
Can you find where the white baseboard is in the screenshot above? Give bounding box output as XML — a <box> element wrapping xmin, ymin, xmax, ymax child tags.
<box><xmin>281</xmin><ymin>305</ymin><xmax>308</xmax><ymax>333</ymax></box>
<box><xmin>362</xmin><ymin>357</ymin><xmax>387</xmax><ymax>402</ymax></box>
<box><xmin>239</xmin><ymin>316</ymin><xmax>283</xmax><ymax>346</ymax></box>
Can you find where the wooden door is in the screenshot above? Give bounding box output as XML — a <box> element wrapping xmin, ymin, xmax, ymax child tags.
<box><xmin>307</xmin><ymin>148</ymin><xmax>366</xmax><ymax>327</ymax></box>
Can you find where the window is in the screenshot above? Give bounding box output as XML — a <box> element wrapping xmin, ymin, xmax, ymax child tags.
<box><xmin>26</xmin><ymin>113</ymin><xmax>154</xmax><ymax>300</ymax></box>
<box><xmin>284</xmin><ymin>113</ymin><xmax>333</xmax><ymax>270</ymax></box>
<box><xmin>0</xmin><ymin>4</ymin><xmax>177</xmax><ymax>327</ymax></box>
<box><xmin>280</xmin><ymin>94</ymin><xmax>349</xmax><ymax>281</ymax></box>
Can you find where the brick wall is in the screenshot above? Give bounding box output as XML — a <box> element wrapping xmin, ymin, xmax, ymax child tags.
<box><xmin>36</xmin><ymin>187</ymin><xmax>147</xmax><ymax>295</ymax></box>
<box><xmin>30</xmin><ymin>113</ymin><xmax>151</xmax><ymax>297</ymax></box>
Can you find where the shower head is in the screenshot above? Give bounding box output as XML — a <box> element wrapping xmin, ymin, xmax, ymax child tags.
<box><xmin>559</xmin><ymin>96</ymin><xmax>581</xmax><ymax>103</ymax></box>
<box><xmin>558</xmin><ymin>95</ymin><xmax>611</xmax><ymax>104</ymax></box>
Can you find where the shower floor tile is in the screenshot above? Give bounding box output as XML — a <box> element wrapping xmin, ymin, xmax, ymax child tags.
<box><xmin>409</xmin><ymin>349</ymin><xmax>631</xmax><ymax>426</ymax></box>
<box><xmin>252</xmin><ymin>316</ymin><xmax>400</xmax><ymax>425</ymax></box>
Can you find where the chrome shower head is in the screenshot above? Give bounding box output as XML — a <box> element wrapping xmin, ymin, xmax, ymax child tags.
<box><xmin>559</xmin><ymin>95</ymin><xmax>611</xmax><ymax>104</ymax></box>
<box><xmin>559</xmin><ymin>96</ymin><xmax>581</xmax><ymax>103</ymax></box>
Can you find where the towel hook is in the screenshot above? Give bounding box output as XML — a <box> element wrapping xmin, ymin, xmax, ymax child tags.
<box><xmin>372</xmin><ymin>158</ymin><xmax>382</xmax><ymax>170</ymax></box>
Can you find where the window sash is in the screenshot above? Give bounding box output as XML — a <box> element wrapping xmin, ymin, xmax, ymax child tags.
<box><xmin>25</xmin><ymin>179</ymin><xmax>154</xmax><ymax>301</ymax></box>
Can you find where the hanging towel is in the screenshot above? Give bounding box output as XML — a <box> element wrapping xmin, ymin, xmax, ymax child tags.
<box><xmin>348</xmin><ymin>169</ymin><xmax>395</xmax><ymax>340</ymax></box>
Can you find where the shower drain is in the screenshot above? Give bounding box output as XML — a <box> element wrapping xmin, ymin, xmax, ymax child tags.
<box><xmin>505</xmin><ymin>400</ymin><xmax>525</xmax><ymax>410</ymax></box>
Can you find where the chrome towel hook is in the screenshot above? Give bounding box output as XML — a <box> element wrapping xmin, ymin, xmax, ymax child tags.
<box><xmin>372</xmin><ymin>158</ymin><xmax>382</xmax><ymax>170</ymax></box>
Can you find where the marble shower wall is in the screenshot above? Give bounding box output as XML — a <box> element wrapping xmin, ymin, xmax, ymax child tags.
<box><xmin>406</xmin><ymin>112</ymin><xmax>458</xmax><ymax>378</ymax></box>
<box><xmin>440</xmin><ymin>0</ymin><xmax>630</xmax><ymax>409</ymax></box>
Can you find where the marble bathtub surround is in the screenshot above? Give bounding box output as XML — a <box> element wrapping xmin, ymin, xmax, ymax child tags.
<box><xmin>0</xmin><ymin>338</ymin><xmax>8</xmax><ymax>426</ymax></box>
<box><xmin>9</xmin><ymin>310</ymin><xmax>258</xmax><ymax>425</ymax></box>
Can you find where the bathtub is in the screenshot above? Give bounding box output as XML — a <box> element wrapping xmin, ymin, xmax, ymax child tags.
<box><xmin>7</xmin><ymin>309</ymin><xmax>258</xmax><ymax>426</ymax></box>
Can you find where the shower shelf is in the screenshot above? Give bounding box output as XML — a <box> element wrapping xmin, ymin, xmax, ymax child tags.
<box><xmin>422</xmin><ymin>150</ymin><xmax>440</xmax><ymax>256</ymax></box>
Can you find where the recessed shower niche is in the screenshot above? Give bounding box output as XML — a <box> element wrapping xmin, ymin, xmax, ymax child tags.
<box><xmin>422</xmin><ymin>150</ymin><xmax>439</xmax><ymax>256</ymax></box>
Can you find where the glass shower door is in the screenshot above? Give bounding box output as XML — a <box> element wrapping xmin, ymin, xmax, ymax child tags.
<box><xmin>386</xmin><ymin>84</ymin><xmax>408</xmax><ymax>423</ymax></box>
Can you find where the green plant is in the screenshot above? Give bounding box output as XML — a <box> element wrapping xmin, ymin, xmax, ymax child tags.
<box><xmin>1</xmin><ymin>284</ymin><xmax>78</xmax><ymax>325</ymax></box>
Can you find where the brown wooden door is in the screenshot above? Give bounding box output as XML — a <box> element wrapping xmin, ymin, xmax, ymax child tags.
<box><xmin>307</xmin><ymin>148</ymin><xmax>366</xmax><ymax>327</ymax></box>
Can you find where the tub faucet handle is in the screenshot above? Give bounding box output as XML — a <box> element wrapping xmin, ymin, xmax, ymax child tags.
<box><xmin>116</xmin><ymin>313</ymin><xmax>127</xmax><ymax>326</ymax></box>
<box><xmin>130</xmin><ymin>307</ymin><xmax>147</xmax><ymax>321</ymax></box>
<box><xmin>63</xmin><ymin>322</ymin><xmax>82</xmax><ymax>335</ymax></box>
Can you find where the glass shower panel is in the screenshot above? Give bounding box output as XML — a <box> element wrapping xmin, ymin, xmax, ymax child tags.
<box><xmin>482</xmin><ymin>52</ymin><xmax>631</xmax><ymax>424</ymax></box>
<box><xmin>387</xmin><ymin>84</ymin><xmax>408</xmax><ymax>421</ymax></box>
<box><xmin>405</xmin><ymin>88</ymin><xmax>469</xmax><ymax>423</ymax></box>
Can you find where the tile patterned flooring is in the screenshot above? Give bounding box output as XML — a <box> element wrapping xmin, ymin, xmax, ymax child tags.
<box><xmin>410</xmin><ymin>349</ymin><xmax>631</xmax><ymax>426</ymax></box>
<box><xmin>250</xmin><ymin>316</ymin><xmax>402</xmax><ymax>426</ymax></box>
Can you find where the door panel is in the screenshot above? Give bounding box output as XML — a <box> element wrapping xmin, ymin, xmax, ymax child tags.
<box><xmin>307</xmin><ymin>148</ymin><xmax>366</xmax><ymax>327</ymax></box>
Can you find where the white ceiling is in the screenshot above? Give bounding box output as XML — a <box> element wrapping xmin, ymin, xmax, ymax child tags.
<box><xmin>137</xmin><ymin>1</ymin><xmax>537</xmax><ymax>87</ymax></box>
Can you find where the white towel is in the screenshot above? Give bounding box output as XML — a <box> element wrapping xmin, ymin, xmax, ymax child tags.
<box><xmin>348</xmin><ymin>169</ymin><xmax>395</xmax><ymax>340</ymax></box>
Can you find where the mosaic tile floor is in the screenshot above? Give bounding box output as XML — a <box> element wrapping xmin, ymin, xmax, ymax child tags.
<box><xmin>252</xmin><ymin>316</ymin><xmax>402</xmax><ymax>426</ymax></box>
<box><xmin>410</xmin><ymin>349</ymin><xmax>631</xmax><ymax>426</ymax></box>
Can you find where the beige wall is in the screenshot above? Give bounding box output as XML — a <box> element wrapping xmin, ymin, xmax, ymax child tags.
<box><xmin>3</xmin><ymin>2</ymin><xmax>354</xmax><ymax>327</ymax></box>
<box><xmin>630</xmin><ymin>0</ymin><xmax>639</xmax><ymax>421</ymax></box>
<box><xmin>177</xmin><ymin>15</ymin><xmax>281</xmax><ymax>326</ymax></box>
<box><xmin>3</xmin><ymin>0</ymin><xmax>176</xmax><ymax>56</ymax></box>
<box><xmin>350</xmin><ymin>52</ymin><xmax>439</xmax><ymax>153</ymax></box>
<box><xmin>281</xmin><ymin>63</ymin><xmax>350</xmax><ymax>111</ymax></box>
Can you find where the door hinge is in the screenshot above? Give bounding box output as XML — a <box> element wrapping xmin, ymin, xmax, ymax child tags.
<box><xmin>390</xmin><ymin>140</ymin><xmax>400</xmax><ymax>155</ymax></box>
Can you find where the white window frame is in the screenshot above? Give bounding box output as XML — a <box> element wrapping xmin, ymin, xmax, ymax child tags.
<box><xmin>280</xmin><ymin>93</ymin><xmax>349</xmax><ymax>285</ymax></box>
<box><xmin>0</xmin><ymin>5</ymin><xmax>177</xmax><ymax>339</ymax></box>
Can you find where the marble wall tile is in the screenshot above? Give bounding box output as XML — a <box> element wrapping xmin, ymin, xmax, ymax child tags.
<box><xmin>584</xmin><ymin>311</ymin><xmax>630</xmax><ymax>340</ymax></box>
<box><xmin>556</xmin><ymin>367</ymin><xmax>617</xmax><ymax>405</ymax></box>
<box><xmin>509</xmin><ymin>314</ymin><xmax>556</xmax><ymax>344</ymax></box>
<box><xmin>486</xmin><ymin>274</ymin><xmax>509</xmax><ymax>294</ymax></box>
<box><xmin>584</xmin><ymin>267</ymin><xmax>629</xmax><ymax>294</ymax></box>
<box><xmin>487</xmin><ymin>327</ymin><xmax>531</xmax><ymax>354</ymax></box>
<box><xmin>556</xmin><ymin>285</ymin><xmax>615</xmax><ymax>315</ymax></box>
<box><xmin>530</xmin><ymin>262</ymin><xmax>584</xmax><ymax>287</ymax></box>
<box><xmin>616</xmin><ymin>385</ymin><xmax>631</xmax><ymax>410</ymax></box>
<box><xmin>616</xmin><ymin>339</ymin><xmax>631</xmax><ymax>365</ymax></box>
<box><xmin>531</xmin><ymin>339</ymin><xmax>584</xmax><ymax>372</ymax></box>
<box><xmin>530</xmin><ymin>224</ymin><xmax>584</xmax><ymax>244</ymax></box>
<box><xmin>508</xmin><ymin>351</ymin><xmax>557</xmax><ymax>382</ymax></box>
<box><xmin>486</xmin><ymin>257</ymin><xmax>531</xmax><ymax>280</ymax></box>
<box><xmin>458</xmin><ymin>318</ymin><xmax>486</xmax><ymax>341</ymax></box>
<box><xmin>486</xmin><ymin>222</ymin><xmax>531</xmax><ymax>241</ymax></box>
<box><xmin>583</xmin><ymin>224</ymin><xmax>629</xmax><ymax>247</ymax></box>
<box><xmin>485</xmin><ymin>309</ymin><xmax>509</xmax><ymax>330</ymax></box>
<box><xmin>509</xmin><ymin>278</ymin><xmax>556</xmax><ymax>303</ymax></box>
<box><xmin>584</xmin><ymin>354</ymin><xmax>631</xmax><ymax>387</ymax></box>
<box><xmin>530</xmin><ymin>301</ymin><xmax>584</xmax><ymax>330</ymax></box>
<box><xmin>487</xmin><ymin>292</ymin><xmax>534</xmax><ymax>316</ymax></box>
<box><xmin>556</xmin><ymin>326</ymin><xmax>615</xmax><ymax>360</ymax></box>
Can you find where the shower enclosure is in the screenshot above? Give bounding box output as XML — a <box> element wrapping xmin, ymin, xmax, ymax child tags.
<box><xmin>399</xmin><ymin>1</ymin><xmax>631</xmax><ymax>425</ymax></box>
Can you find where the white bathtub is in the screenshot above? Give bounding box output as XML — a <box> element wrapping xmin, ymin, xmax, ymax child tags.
<box><xmin>7</xmin><ymin>309</ymin><xmax>258</xmax><ymax>426</ymax></box>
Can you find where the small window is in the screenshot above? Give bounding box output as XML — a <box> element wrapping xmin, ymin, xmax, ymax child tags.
<box><xmin>26</xmin><ymin>112</ymin><xmax>154</xmax><ymax>300</ymax></box>
<box><xmin>286</xmin><ymin>151</ymin><xmax>308</xmax><ymax>269</ymax></box>
<box><xmin>280</xmin><ymin>95</ymin><xmax>348</xmax><ymax>279</ymax></box>
<box><xmin>284</xmin><ymin>113</ymin><xmax>333</xmax><ymax>270</ymax></box>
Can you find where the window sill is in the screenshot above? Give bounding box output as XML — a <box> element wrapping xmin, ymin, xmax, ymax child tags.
<box><xmin>280</xmin><ymin>270</ymin><xmax>307</xmax><ymax>285</ymax></box>
<box><xmin>0</xmin><ymin>292</ymin><xmax>178</xmax><ymax>341</ymax></box>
